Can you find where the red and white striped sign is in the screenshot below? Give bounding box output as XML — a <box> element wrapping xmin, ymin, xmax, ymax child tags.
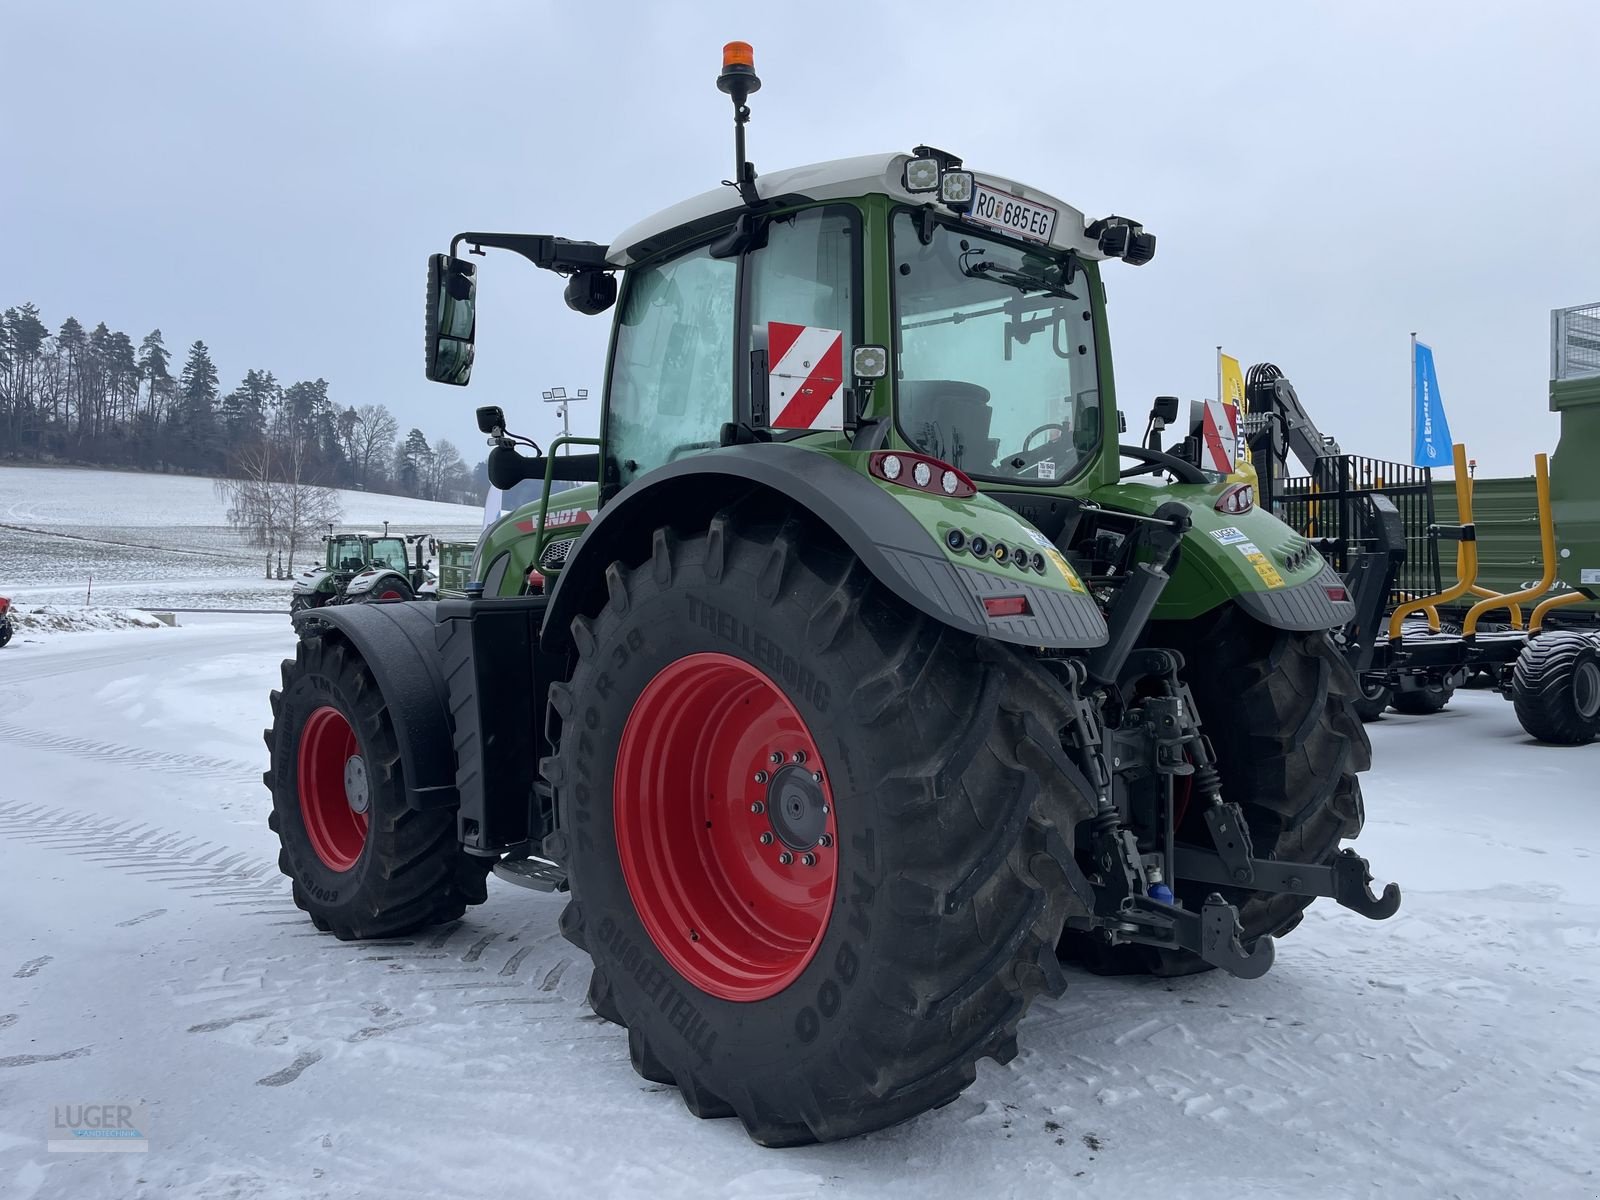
<box><xmin>1197</xmin><ymin>398</ymin><xmax>1241</xmax><ymax>474</ymax></box>
<box><xmin>768</xmin><ymin>322</ymin><xmax>844</xmax><ymax>431</ymax></box>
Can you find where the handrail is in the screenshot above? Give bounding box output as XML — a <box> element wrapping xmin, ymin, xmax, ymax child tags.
<box><xmin>1462</xmin><ymin>453</ymin><xmax>1552</xmax><ymax>636</ymax></box>
<box><xmin>1529</xmin><ymin>590</ymin><xmax>1585</xmax><ymax>635</ymax></box>
<box><xmin>1388</xmin><ymin>443</ymin><xmax>1476</xmax><ymax>641</ymax></box>
<box><xmin>537</xmin><ymin>436</ymin><xmax>604</xmax><ymax>557</ymax></box>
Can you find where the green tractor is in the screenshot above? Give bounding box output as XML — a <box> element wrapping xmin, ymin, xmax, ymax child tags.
<box><xmin>289</xmin><ymin>526</ymin><xmax>437</xmax><ymax>614</ymax></box>
<box><xmin>264</xmin><ymin>46</ymin><xmax>1399</xmax><ymax>1145</ymax></box>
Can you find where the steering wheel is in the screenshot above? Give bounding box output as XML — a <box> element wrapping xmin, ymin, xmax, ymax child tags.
<box><xmin>1022</xmin><ymin>423</ymin><xmax>1067</xmax><ymax>453</ymax></box>
<box><xmin>1117</xmin><ymin>443</ymin><xmax>1209</xmax><ymax>485</ymax></box>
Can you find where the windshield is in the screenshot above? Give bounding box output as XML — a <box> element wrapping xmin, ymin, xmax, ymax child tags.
<box><xmin>892</xmin><ymin>213</ymin><xmax>1102</xmax><ymax>484</ymax></box>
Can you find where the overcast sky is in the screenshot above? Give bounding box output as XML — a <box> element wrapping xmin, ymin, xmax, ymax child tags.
<box><xmin>5</xmin><ymin>0</ymin><xmax>1597</xmax><ymax>477</ymax></box>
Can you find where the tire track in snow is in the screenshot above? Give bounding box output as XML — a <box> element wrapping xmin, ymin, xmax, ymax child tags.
<box><xmin>0</xmin><ymin>801</ymin><xmax>281</xmax><ymax>902</ymax></box>
<box><xmin>0</xmin><ymin>724</ymin><xmax>259</xmax><ymax>784</ymax></box>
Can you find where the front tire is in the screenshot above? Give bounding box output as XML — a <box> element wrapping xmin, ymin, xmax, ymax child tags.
<box><xmin>545</xmin><ymin>513</ymin><xmax>1098</xmax><ymax>1145</ymax></box>
<box><xmin>1353</xmin><ymin>677</ymin><xmax>1392</xmax><ymax>721</ymax></box>
<box><xmin>1512</xmin><ymin>632</ymin><xmax>1600</xmax><ymax>745</ymax></box>
<box><xmin>1390</xmin><ymin>680</ymin><xmax>1455</xmax><ymax>715</ymax></box>
<box><xmin>265</xmin><ymin>633</ymin><xmax>490</xmax><ymax>939</ymax></box>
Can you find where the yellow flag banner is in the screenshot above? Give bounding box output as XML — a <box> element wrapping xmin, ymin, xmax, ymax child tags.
<box><xmin>1220</xmin><ymin>353</ymin><xmax>1246</xmax><ymax>410</ymax></box>
<box><xmin>1219</xmin><ymin>351</ymin><xmax>1255</xmax><ymax>476</ymax></box>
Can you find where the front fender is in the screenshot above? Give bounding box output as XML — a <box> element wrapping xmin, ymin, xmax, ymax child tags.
<box><xmin>541</xmin><ymin>444</ymin><xmax>1108</xmax><ymax>652</ymax></box>
<box><xmin>291</xmin><ymin>603</ymin><xmax>457</xmax><ymax>810</ymax></box>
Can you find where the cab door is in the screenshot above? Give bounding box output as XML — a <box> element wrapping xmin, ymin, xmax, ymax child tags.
<box><xmin>603</xmin><ymin>242</ymin><xmax>738</xmax><ymax>492</ymax></box>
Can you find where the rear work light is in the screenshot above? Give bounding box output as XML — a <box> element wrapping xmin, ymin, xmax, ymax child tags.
<box><xmin>869</xmin><ymin>451</ymin><xmax>976</xmax><ymax>498</ymax></box>
<box><xmin>1215</xmin><ymin>483</ymin><xmax>1254</xmax><ymax>515</ymax></box>
<box><xmin>982</xmin><ymin>596</ymin><xmax>1031</xmax><ymax>618</ymax></box>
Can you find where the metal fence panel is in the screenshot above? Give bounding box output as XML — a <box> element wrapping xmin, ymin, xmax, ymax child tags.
<box><xmin>1552</xmin><ymin>301</ymin><xmax>1600</xmax><ymax>381</ymax></box>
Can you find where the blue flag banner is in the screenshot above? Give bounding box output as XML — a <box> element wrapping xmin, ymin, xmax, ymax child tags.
<box><xmin>1412</xmin><ymin>340</ymin><xmax>1454</xmax><ymax>467</ymax></box>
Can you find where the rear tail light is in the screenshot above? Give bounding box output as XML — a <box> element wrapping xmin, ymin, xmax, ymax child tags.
<box><xmin>526</xmin><ymin>567</ymin><xmax>546</xmax><ymax>594</ymax></box>
<box><xmin>870</xmin><ymin>451</ymin><xmax>976</xmax><ymax>498</ymax></box>
<box><xmin>983</xmin><ymin>596</ymin><xmax>1031</xmax><ymax>618</ymax></box>
<box><xmin>1215</xmin><ymin>483</ymin><xmax>1254</xmax><ymax>515</ymax></box>
<box><xmin>1326</xmin><ymin>585</ymin><xmax>1349</xmax><ymax>602</ymax></box>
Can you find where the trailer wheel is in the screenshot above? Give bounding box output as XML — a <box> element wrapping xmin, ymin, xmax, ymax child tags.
<box><xmin>264</xmin><ymin>633</ymin><xmax>491</xmax><ymax>939</ymax></box>
<box><xmin>1391</xmin><ymin>680</ymin><xmax>1454</xmax><ymax>715</ymax></box>
<box><xmin>1353</xmin><ymin>678</ymin><xmax>1392</xmax><ymax>721</ymax></box>
<box><xmin>1065</xmin><ymin>607</ymin><xmax>1370</xmax><ymax>976</ymax></box>
<box><xmin>1512</xmin><ymin>632</ymin><xmax>1600</xmax><ymax>746</ymax></box>
<box><xmin>546</xmin><ymin>513</ymin><xmax>1098</xmax><ymax>1145</ymax></box>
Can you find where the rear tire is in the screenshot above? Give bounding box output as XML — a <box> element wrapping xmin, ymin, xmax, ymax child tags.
<box><xmin>359</xmin><ymin>578</ymin><xmax>415</xmax><ymax>604</ymax></box>
<box><xmin>1512</xmin><ymin>632</ymin><xmax>1600</xmax><ymax>745</ymax></box>
<box><xmin>1065</xmin><ymin>606</ymin><xmax>1370</xmax><ymax>976</ymax></box>
<box><xmin>264</xmin><ymin>633</ymin><xmax>491</xmax><ymax>939</ymax></box>
<box><xmin>546</xmin><ymin>512</ymin><xmax>1098</xmax><ymax>1145</ymax></box>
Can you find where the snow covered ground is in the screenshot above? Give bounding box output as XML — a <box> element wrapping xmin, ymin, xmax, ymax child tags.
<box><xmin>1</xmin><ymin>464</ymin><xmax>482</xmax><ymax>609</ymax></box>
<box><xmin>1</xmin><ymin>617</ymin><xmax>1597</xmax><ymax>1199</ymax></box>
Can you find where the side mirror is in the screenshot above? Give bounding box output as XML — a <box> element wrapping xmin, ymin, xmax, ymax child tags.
<box><xmin>475</xmin><ymin>405</ymin><xmax>506</xmax><ymax>436</ymax></box>
<box><xmin>426</xmin><ymin>253</ymin><xmax>476</xmax><ymax>385</ymax></box>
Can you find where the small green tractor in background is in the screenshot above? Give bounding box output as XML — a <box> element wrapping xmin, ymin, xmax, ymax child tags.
<box><xmin>263</xmin><ymin>45</ymin><xmax>1400</xmax><ymax>1145</ymax></box>
<box><xmin>289</xmin><ymin>526</ymin><xmax>438</xmax><ymax>615</ymax></box>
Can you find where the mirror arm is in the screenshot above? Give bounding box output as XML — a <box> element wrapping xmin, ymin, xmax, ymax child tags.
<box><xmin>450</xmin><ymin>232</ymin><xmax>609</xmax><ymax>275</ymax></box>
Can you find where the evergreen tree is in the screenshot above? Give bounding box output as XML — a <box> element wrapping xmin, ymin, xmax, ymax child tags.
<box><xmin>137</xmin><ymin>329</ymin><xmax>171</xmax><ymax>423</ymax></box>
<box><xmin>176</xmin><ymin>339</ymin><xmax>221</xmax><ymax>471</ymax></box>
<box><xmin>397</xmin><ymin>427</ymin><xmax>431</xmax><ymax>496</ymax></box>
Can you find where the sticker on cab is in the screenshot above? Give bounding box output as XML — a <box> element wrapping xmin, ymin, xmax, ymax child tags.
<box><xmin>1582</xmin><ymin>568</ymin><xmax>1600</xmax><ymax>585</ymax></box>
<box><xmin>1211</xmin><ymin>527</ymin><xmax>1249</xmax><ymax>545</ymax></box>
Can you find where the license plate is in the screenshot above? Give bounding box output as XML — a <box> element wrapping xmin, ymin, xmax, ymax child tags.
<box><xmin>966</xmin><ymin>183</ymin><xmax>1058</xmax><ymax>244</ymax></box>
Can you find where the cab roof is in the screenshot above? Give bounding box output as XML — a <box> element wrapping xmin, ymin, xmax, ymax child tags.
<box><xmin>606</xmin><ymin>152</ymin><xmax>1101</xmax><ymax>268</ymax></box>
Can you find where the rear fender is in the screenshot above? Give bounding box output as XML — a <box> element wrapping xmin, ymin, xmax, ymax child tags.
<box><xmin>540</xmin><ymin>444</ymin><xmax>1108</xmax><ymax>653</ymax></box>
<box><xmin>345</xmin><ymin>568</ymin><xmax>412</xmax><ymax>598</ymax></box>
<box><xmin>292</xmin><ymin>604</ymin><xmax>458</xmax><ymax>810</ymax></box>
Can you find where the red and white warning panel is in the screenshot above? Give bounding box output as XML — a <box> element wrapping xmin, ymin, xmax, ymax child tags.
<box><xmin>1194</xmin><ymin>398</ymin><xmax>1240</xmax><ymax>475</ymax></box>
<box><xmin>769</xmin><ymin>322</ymin><xmax>844</xmax><ymax>431</ymax></box>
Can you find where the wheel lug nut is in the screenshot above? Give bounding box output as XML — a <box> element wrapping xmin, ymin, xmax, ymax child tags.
<box><xmin>754</xmin><ymin>770</ymin><xmax>769</xmax><ymax>784</ymax></box>
<box><xmin>821</xmin><ymin>804</ymin><xmax>830</xmax><ymax>815</ymax></box>
<box><xmin>811</xmin><ymin>771</ymin><xmax>823</xmax><ymax>783</ymax></box>
<box><xmin>750</xmin><ymin>801</ymin><xmax>765</xmax><ymax>814</ymax></box>
<box><xmin>792</xmin><ymin>749</ymin><xmax>807</xmax><ymax>764</ymax></box>
<box><xmin>778</xmin><ymin>851</ymin><xmax>793</xmax><ymax>865</ymax></box>
<box><xmin>759</xmin><ymin>832</ymin><xmax>773</xmax><ymax>845</ymax></box>
<box><xmin>769</xmin><ymin>751</ymin><xmax>783</xmax><ymax>765</ymax></box>
<box><xmin>819</xmin><ymin>834</ymin><xmax>832</xmax><ymax>847</ymax></box>
<box><xmin>801</xmin><ymin>853</ymin><xmax>816</xmax><ymax>867</ymax></box>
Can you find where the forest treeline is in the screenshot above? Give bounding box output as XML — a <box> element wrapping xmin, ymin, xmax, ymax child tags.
<box><xmin>0</xmin><ymin>301</ymin><xmax>480</xmax><ymax>504</ymax></box>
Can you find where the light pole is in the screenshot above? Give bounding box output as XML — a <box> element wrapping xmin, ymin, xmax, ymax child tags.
<box><xmin>541</xmin><ymin>386</ymin><xmax>589</xmax><ymax>452</ymax></box>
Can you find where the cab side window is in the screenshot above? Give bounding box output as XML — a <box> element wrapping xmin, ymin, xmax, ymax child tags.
<box><xmin>745</xmin><ymin>207</ymin><xmax>856</xmax><ymax>431</ymax></box>
<box><xmin>607</xmin><ymin>244</ymin><xmax>737</xmax><ymax>483</ymax></box>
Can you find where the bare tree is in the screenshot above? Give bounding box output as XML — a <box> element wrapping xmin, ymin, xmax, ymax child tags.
<box><xmin>351</xmin><ymin>403</ymin><xmax>399</xmax><ymax>489</ymax></box>
<box><xmin>217</xmin><ymin>438</ymin><xmax>342</xmax><ymax>576</ymax></box>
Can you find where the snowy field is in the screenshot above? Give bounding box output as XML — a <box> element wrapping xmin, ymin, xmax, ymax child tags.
<box><xmin>0</xmin><ymin>616</ymin><xmax>1596</xmax><ymax>1199</ymax></box>
<box><xmin>1</xmin><ymin>464</ymin><xmax>481</xmax><ymax>609</ymax></box>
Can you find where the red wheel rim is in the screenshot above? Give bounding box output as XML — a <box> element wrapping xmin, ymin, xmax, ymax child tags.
<box><xmin>615</xmin><ymin>652</ymin><xmax>838</xmax><ymax>1002</ymax></box>
<box><xmin>298</xmin><ymin>705</ymin><xmax>369</xmax><ymax>871</ymax></box>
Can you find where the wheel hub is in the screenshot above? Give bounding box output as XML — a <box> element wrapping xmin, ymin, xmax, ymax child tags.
<box><xmin>766</xmin><ymin>763</ymin><xmax>827</xmax><ymax>850</ymax></box>
<box><xmin>343</xmin><ymin>754</ymin><xmax>370</xmax><ymax>814</ymax></box>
